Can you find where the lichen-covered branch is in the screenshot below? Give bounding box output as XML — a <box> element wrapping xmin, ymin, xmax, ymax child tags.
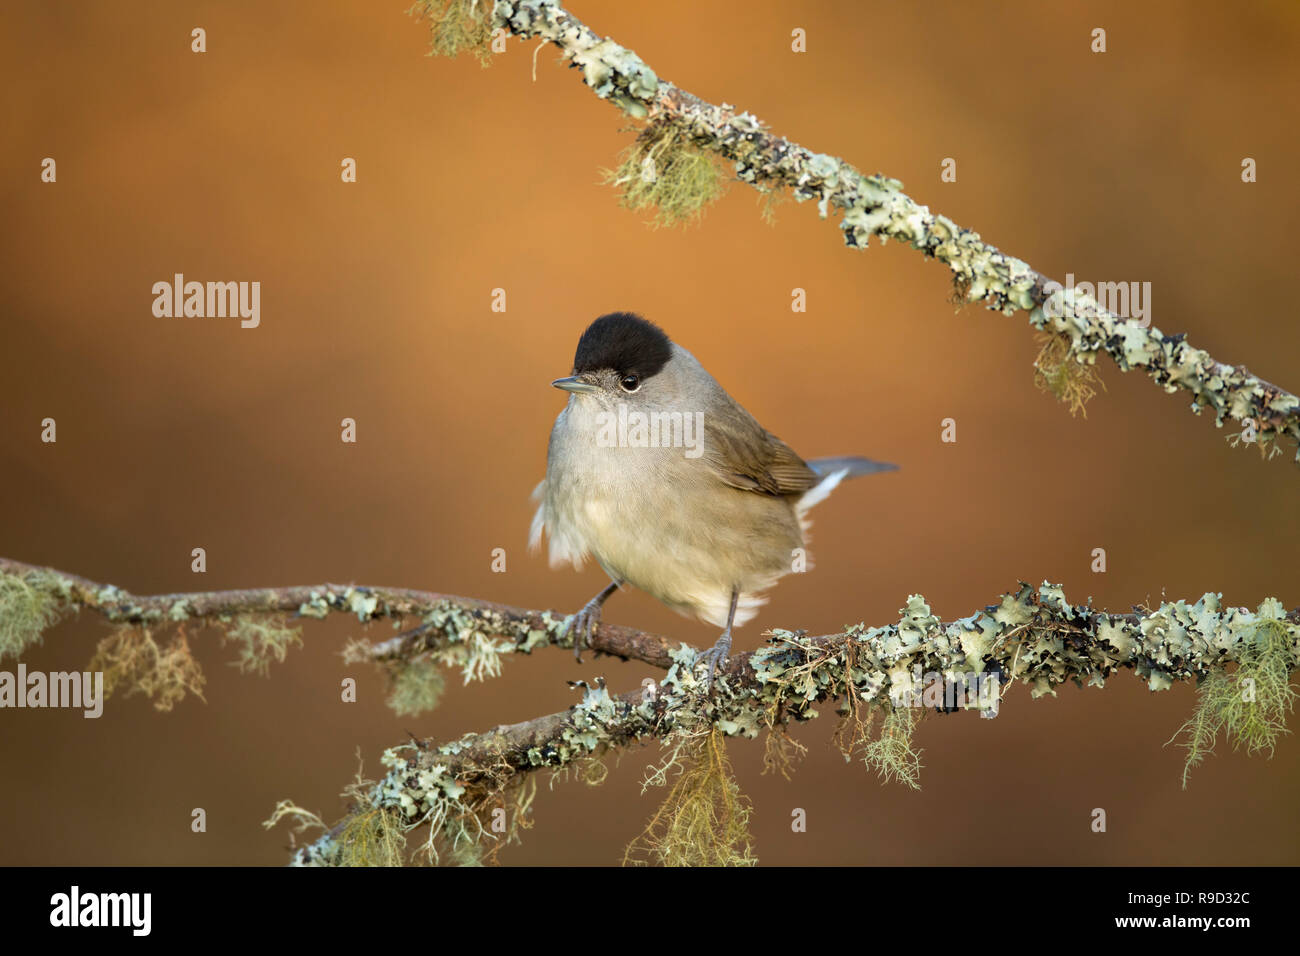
<box><xmin>4</xmin><ymin>555</ymin><xmax>1294</xmax><ymax>862</ymax></box>
<box><xmin>0</xmin><ymin>556</ymin><xmax>671</xmax><ymax>658</ymax></box>
<box><xmin>413</xmin><ymin>0</ymin><xmax>1300</xmax><ymax>463</ymax></box>
<box><xmin>0</xmin><ymin>557</ymin><xmax>676</xmax><ymax>711</ymax></box>
<box><xmin>288</xmin><ymin>583</ymin><xmax>1299</xmax><ymax>864</ymax></box>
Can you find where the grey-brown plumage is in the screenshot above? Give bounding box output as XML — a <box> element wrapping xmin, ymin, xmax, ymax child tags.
<box><xmin>531</xmin><ymin>312</ymin><xmax>896</xmax><ymax>681</ymax></box>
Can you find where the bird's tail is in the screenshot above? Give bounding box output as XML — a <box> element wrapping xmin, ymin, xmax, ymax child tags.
<box><xmin>795</xmin><ymin>456</ymin><xmax>897</xmax><ymax>524</ymax></box>
<box><xmin>807</xmin><ymin>456</ymin><xmax>898</xmax><ymax>479</ymax></box>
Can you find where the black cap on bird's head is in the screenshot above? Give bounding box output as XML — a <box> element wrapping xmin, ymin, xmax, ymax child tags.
<box><xmin>573</xmin><ymin>312</ymin><xmax>671</xmax><ymax>378</ymax></box>
<box><xmin>553</xmin><ymin>312</ymin><xmax>672</xmax><ymax>394</ymax></box>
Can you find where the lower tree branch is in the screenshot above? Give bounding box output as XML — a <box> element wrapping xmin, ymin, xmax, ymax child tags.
<box><xmin>0</xmin><ymin>556</ymin><xmax>676</xmax><ymax>668</ymax></box>
<box><xmin>3</xmin><ymin>556</ymin><xmax>1295</xmax><ymax>863</ymax></box>
<box><xmin>289</xmin><ymin>583</ymin><xmax>1300</xmax><ymax>864</ymax></box>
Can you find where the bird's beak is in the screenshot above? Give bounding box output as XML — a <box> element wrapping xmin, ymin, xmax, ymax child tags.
<box><xmin>551</xmin><ymin>376</ymin><xmax>600</xmax><ymax>394</ymax></box>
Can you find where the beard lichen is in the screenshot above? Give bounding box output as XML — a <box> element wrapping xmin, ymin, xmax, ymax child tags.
<box><xmin>220</xmin><ymin>614</ymin><xmax>302</xmax><ymax>677</ymax></box>
<box><xmin>754</xmin><ymin>625</ymin><xmax>925</xmax><ymax>788</ymax></box>
<box><xmin>1169</xmin><ymin>608</ymin><xmax>1298</xmax><ymax>789</ymax></box>
<box><xmin>859</xmin><ymin>706</ymin><xmax>923</xmax><ymax>790</ymax></box>
<box><xmin>262</xmin><ymin>798</ymin><xmax>328</xmax><ymax>857</ymax></box>
<box><xmin>755</xmin><ymin>183</ymin><xmax>789</xmax><ymax>226</ymax></box>
<box><xmin>337</xmin><ymin>807</ymin><xmax>409</xmax><ymax>867</ymax></box>
<box><xmin>623</xmin><ymin>725</ymin><xmax>757</xmax><ymax>867</ymax></box>
<box><xmin>761</xmin><ymin>721</ymin><xmax>808</xmax><ymax>780</ymax></box>
<box><xmin>344</xmin><ymin>602</ymin><xmax>525</xmax><ymax>718</ymax></box>
<box><xmin>829</xmin><ymin>662</ymin><xmax>923</xmax><ymax>791</ymax></box>
<box><xmin>304</xmin><ymin>742</ymin><xmax>540</xmax><ymax>866</ymax></box>
<box><xmin>549</xmin><ymin>752</ymin><xmax>612</xmax><ymax>788</ymax></box>
<box><xmin>383</xmin><ymin>656</ymin><xmax>447</xmax><ymax>717</ymax></box>
<box><xmin>0</xmin><ymin>569</ymin><xmax>70</xmax><ymax>660</ymax></box>
<box><xmin>89</xmin><ymin>624</ymin><xmax>206</xmax><ymax>712</ymax></box>
<box><xmin>409</xmin><ymin>0</ymin><xmax>497</xmax><ymax>66</ymax></box>
<box><xmin>1225</xmin><ymin>427</ymin><xmax>1284</xmax><ymax>460</ymax></box>
<box><xmin>1033</xmin><ymin>328</ymin><xmax>1106</xmax><ymax>417</ymax></box>
<box><xmin>601</xmin><ymin>124</ymin><xmax>726</xmax><ymax>229</ymax></box>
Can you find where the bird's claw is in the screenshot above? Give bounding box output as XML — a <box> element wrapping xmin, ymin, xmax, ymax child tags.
<box><xmin>694</xmin><ymin>633</ymin><xmax>732</xmax><ymax>689</ymax></box>
<box><xmin>562</xmin><ymin>598</ymin><xmax>604</xmax><ymax>662</ymax></box>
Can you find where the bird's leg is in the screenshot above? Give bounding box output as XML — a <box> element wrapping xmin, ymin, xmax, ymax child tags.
<box><xmin>564</xmin><ymin>579</ymin><xmax>621</xmax><ymax>662</ymax></box>
<box><xmin>696</xmin><ymin>589</ymin><xmax>740</xmax><ymax>687</ymax></box>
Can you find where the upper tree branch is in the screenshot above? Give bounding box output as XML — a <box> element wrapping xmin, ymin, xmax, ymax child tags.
<box><xmin>445</xmin><ymin>0</ymin><xmax>1300</xmax><ymax>462</ymax></box>
<box><xmin>0</xmin><ymin>556</ymin><xmax>676</xmax><ymax>668</ymax></box>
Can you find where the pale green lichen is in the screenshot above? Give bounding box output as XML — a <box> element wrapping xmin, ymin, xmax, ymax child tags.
<box><xmin>1170</xmin><ymin>602</ymin><xmax>1298</xmax><ymax>788</ymax></box>
<box><xmin>623</xmin><ymin>726</ymin><xmax>756</xmax><ymax>867</ymax></box>
<box><xmin>282</xmin><ymin>751</ymin><xmax>524</xmax><ymax>867</ymax></box>
<box><xmin>221</xmin><ymin>614</ymin><xmax>302</xmax><ymax>677</ymax></box>
<box><xmin>347</xmin><ymin>590</ymin><xmax>379</xmax><ymax>622</ymax></box>
<box><xmin>860</xmin><ymin>706</ymin><xmax>923</xmax><ymax>790</ymax></box>
<box><xmin>336</xmin><ymin>808</ymin><xmax>408</xmax><ymax>867</ymax></box>
<box><xmin>1028</xmin><ymin>295</ymin><xmax>1300</xmax><ymax>461</ymax></box>
<box><xmin>354</xmin><ymin>604</ymin><xmax>573</xmax><ymax>718</ymax></box>
<box><xmin>369</xmin><ymin>743</ymin><xmax>532</xmax><ymax>866</ymax></box>
<box><xmin>293</xmin><ymin>587</ymin><xmax>397</xmax><ymax>623</ymax></box>
<box><xmin>1225</xmin><ymin>427</ymin><xmax>1284</xmax><ymax>460</ymax></box>
<box><xmin>601</xmin><ymin>125</ymin><xmax>726</xmax><ymax>228</ymax></box>
<box><xmin>263</xmin><ymin>799</ymin><xmax>329</xmax><ymax>858</ymax></box>
<box><xmin>418</xmin><ymin>602</ymin><xmax>512</xmax><ymax>685</ymax></box>
<box><xmin>297</xmin><ymin>592</ymin><xmax>332</xmax><ymax>620</ymax></box>
<box><xmin>0</xmin><ymin>570</ymin><xmax>69</xmax><ymax>660</ymax></box>
<box><xmin>385</xmin><ymin>657</ymin><xmax>446</xmax><ymax>717</ymax></box>
<box><xmin>497</xmin><ymin>0</ymin><xmax>658</xmax><ymax>115</ymax></box>
<box><xmin>409</xmin><ymin>0</ymin><xmax>498</xmax><ymax>66</ymax></box>
<box><xmin>755</xmin><ymin>184</ymin><xmax>789</xmax><ymax>226</ymax></box>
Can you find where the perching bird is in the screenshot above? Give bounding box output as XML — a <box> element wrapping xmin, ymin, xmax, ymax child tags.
<box><xmin>530</xmin><ymin>312</ymin><xmax>896</xmax><ymax>682</ymax></box>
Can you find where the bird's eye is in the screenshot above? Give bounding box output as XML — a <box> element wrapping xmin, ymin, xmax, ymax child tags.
<box><xmin>620</xmin><ymin>374</ymin><xmax>640</xmax><ymax>392</ymax></box>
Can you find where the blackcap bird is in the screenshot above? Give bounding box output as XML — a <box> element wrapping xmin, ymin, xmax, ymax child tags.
<box><xmin>530</xmin><ymin>312</ymin><xmax>896</xmax><ymax>683</ymax></box>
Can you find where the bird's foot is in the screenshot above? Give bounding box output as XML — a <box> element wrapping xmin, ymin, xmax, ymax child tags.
<box><xmin>695</xmin><ymin>632</ymin><xmax>732</xmax><ymax>688</ymax></box>
<box><xmin>562</xmin><ymin>596</ymin><xmax>605</xmax><ymax>662</ymax></box>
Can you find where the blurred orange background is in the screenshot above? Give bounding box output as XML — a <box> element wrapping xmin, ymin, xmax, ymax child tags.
<box><xmin>1</xmin><ymin>0</ymin><xmax>1297</xmax><ymax>865</ymax></box>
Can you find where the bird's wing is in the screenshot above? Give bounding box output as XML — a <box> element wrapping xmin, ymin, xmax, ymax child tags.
<box><xmin>702</xmin><ymin>397</ymin><xmax>819</xmax><ymax>497</ymax></box>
